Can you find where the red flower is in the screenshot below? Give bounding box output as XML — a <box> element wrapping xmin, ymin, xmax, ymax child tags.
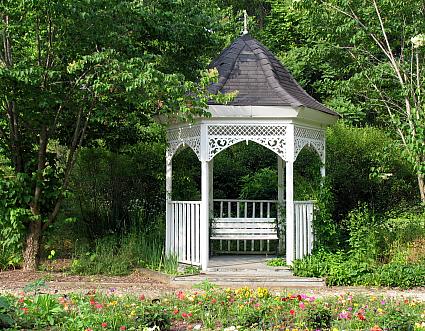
<box><xmin>371</xmin><ymin>326</ymin><xmax>382</xmax><ymax>331</ymax></box>
<box><xmin>120</xmin><ymin>326</ymin><xmax>126</xmax><ymax>331</ymax></box>
<box><xmin>95</xmin><ymin>303</ymin><xmax>103</xmax><ymax>309</ymax></box>
<box><xmin>357</xmin><ymin>313</ymin><xmax>366</xmax><ymax>321</ymax></box>
<box><xmin>139</xmin><ymin>294</ymin><xmax>145</xmax><ymax>301</ymax></box>
<box><xmin>188</xmin><ymin>313</ymin><xmax>193</xmax><ymax>317</ymax></box>
<box><xmin>211</xmin><ymin>298</ymin><xmax>217</xmax><ymax>304</ymax></box>
<box><xmin>21</xmin><ymin>307</ymin><xmax>29</xmax><ymax>314</ymax></box>
<box><xmin>173</xmin><ymin>308</ymin><xmax>179</xmax><ymax>315</ymax></box>
<box><xmin>182</xmin><ymin>312</ymin><xmax>188</xmax><ymax>318</ymax></box>
<box><xmin>289</xmin><ymin>309</ymin><xmax>295</xmax><ymax>316</ymax></box>
<box><xmin>18</xmin><ymin>297</ymin><xmax>25</xmax><ymax>303</ymax></box>
<box><xmin>101</xmin><ymin>322</ymin><xmax>108</xmax><ymax>328</ymax></box>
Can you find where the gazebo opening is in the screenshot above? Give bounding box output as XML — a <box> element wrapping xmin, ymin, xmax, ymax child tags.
<box><xmin>165</xmin><ymin>33</ymin><xmax>339</xmax><ymax>271</ymax></box>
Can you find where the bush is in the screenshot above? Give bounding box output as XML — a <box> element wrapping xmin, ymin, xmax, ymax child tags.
<box><xmin>327</xmin><ymin>123</ymin><xmax>417</xmax><ymax>221</ymax></box>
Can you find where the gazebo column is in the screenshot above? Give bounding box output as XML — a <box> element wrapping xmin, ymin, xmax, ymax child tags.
<box><xmin>165</xmin><ymin>149</ymin><xmax>173</xmax><ymax>255</ymax></box>
<box><xmin>277</xmin><ymin>156</ymin><xmax>285</xmax><ymax>255</ymax></box>
<box><xmin>285</xmin><ymin>160</ymin><xmax>295</xmax><ymax>265</ymax></box>
<box><xmin>286</xmin><ymin>124</ymin><xmax>295</xmax><ymax>265</ymax></box>
<box><xmin>200</xmin><ymin>159</ymin><xmax>210</xmax><ymax>271</ymax></box>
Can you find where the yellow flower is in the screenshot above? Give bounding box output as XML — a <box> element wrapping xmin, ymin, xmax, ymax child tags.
<box><xmin>332</xmin><ymin>328</ymin><xmax>339</xmax><ymax>331</ymax></box>
<box><xmin>109</xmin><ymin>300</ymin><xmax>118</xmax><ymax>306</ymax></box>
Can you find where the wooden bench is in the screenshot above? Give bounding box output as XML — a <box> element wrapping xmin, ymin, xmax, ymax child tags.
<box><xmin>210</xmin><ymin>217</ymin><xmax>278</xmax><ymax>253</ymax></box>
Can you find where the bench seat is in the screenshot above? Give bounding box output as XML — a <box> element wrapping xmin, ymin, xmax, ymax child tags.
<box><xmin>211</xmin><ymin>217</ymin><xmax>278</xmax><ymax>240</ymax></box>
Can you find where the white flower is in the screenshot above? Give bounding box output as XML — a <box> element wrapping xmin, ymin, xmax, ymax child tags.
<box><xmin>224</xmin><ymin>327</ymin><xmax>238</xmax><ymax>331</ymax></box>
<box><xmin>411</xmin><ymin>34</ymin><xmax>425</xmax><ymax>48</ymax></box>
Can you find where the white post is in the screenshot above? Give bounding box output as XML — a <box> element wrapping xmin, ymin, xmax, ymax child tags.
<box><xmin>200</xmin><ymin>123</ymin><xmax>210</xmax><ymax>271</ymax></box>
<box><xmin>200</xmin><ymin>159</ymin><xmax>210</xmax><ymax>271</ymax></box>
<box><xmin>209</xmin><ymin>159</ymin><xmax>214</xmax><ymax>214</ymax></box>
<box><xmin>285</xmin><ymin>124</ymin><xmax>295</xmax><ymax>265</ymax></box>
<box><xmin>165</xmin><ymin>149</ymin><xmax>173</xmax><ymax>255</ymax></box>
<box><xmin>286</xmin><ymin>160</ymin><xmax>295</xmax><ymax>264</ymax></box>
<box><xmin>277</xmin><ymin>155</ymin><xmax>285</xmax><ymax>255</ymax></box>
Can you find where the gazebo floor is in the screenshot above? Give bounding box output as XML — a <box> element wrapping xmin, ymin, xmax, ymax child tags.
<box><xmin>172</xmin><ymin>255</ymin><xmax>325</xmax><ymax>288</ymax></box>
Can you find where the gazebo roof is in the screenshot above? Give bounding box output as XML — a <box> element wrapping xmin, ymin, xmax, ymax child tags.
<box><xmin>208</xmin><ymin>34</ymin><xmax>338</xmax><ymax>117</ymax></box>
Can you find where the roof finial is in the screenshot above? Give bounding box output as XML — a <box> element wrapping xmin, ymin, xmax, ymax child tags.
<box><xmin>243</xmin><ymin>10</ymin><xmax>248</xmax><ymax>35</ymax></box>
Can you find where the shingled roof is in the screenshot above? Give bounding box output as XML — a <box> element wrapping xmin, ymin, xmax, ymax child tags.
<box><xmin>208</xmin><ymin>34</ymin><xmax>338</xmax><ymax>116</ymax></box>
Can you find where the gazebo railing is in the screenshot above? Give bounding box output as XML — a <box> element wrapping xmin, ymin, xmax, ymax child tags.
<box><xmin>168</xmin><ymin>199</ymin><xmax>315</xmax><ymax>264</ymax></box>
<box><xmin>169</xmin><ymin>201</ymin><xmax>201</xmax><ymax>266</ymax></box>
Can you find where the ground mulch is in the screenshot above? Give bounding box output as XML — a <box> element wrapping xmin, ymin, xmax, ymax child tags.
<box><xmin>0</xmin><ymin>263</ymin><xmax>424</xmax><ymax>301</ymax></box>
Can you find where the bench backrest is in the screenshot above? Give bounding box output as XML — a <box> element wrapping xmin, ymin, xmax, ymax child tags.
<box><xmin>211</xmin><ymin>217</ymin><xmax>278</xmax><ymax>240</ymax></box>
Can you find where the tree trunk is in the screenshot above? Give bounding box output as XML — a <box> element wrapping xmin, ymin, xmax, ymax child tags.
<box><xmin>22</xmin><ymin>222</ymin><xmax>42</xmax><ymax>271</ymax></box>
<box><xmin>419</xmin><ymin>174</ymin><xmax>425</xmax><ymax>203</ymax></box>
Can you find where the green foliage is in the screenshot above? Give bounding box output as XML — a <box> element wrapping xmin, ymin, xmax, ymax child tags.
<box><xmin>293</xmin><ymin>205</ymin><xmax>425</xmax><ymax>288</ymax></box>
<box><xmin>5</xmin><ymin>288</ymin><xmax>425</xmax><ymax>330</ymax></box>
<box><xmin>71</xmin><ymin>229</ymin><xmax>178</xmax><ymax>276</ymax></box>
<box><xmin>305</xmin><ymin>304</ymin><xmax>332</xmax><ymax>329</ymax></box>
<box><xmin>0</xmin><ymin>295</ymin><xmax>14</xmax><ymax>329</ymax></box>
<box><xmin>266</xmin><ymin>258</ymin><xmax>286</xmax><ymax>267</ymax></box>
<box><xmin>240</xmin><ymin>168</ymin><xmax>277</xmax><ymax>200</ymax></box>
<box><xmin>327</xmin><ymin>123</ymin><xmax>417</xmax><ymax>220</ymax></box>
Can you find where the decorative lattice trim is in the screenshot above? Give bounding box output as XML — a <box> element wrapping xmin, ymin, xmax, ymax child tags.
<box><xmin>294</xmin><ymin>126</ymin><xmax>325</xmax><ymax>162</ymax></box>
<box><xmin>168</xmin><ymin>125</ymin><xmax>201</xmax><ymax>160</ymax></box>
<box><xmin>207</xmin><ymin>124</ymin><xmax>287</xmax><ymax>161</ymax></box>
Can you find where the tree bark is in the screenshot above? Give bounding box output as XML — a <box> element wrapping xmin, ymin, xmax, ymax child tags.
<box><xmin>419</xmin><ymin>174</ymin><xmax>425</xmax><ymax>203</ymax></box>
<box><xmin>22</xmin><ymin>221</ymin><xmax>42</xmax><ymax>271</ymax></box>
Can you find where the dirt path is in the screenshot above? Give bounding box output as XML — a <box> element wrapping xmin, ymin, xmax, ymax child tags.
<box><xmin>0</xmin><ymin>269</ymin><xmax>424</xmax><ymax>301</ymax></box>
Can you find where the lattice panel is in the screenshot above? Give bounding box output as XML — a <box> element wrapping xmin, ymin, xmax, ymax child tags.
<box><xmin>294</xmin><ymin>126</ymin><xmax>325</xmax><ymax>161</ymax></box>
<box><xmin>168</xmin><ymin>125</ymin><xmax>201</xmax><ymax>160</ymax></box>
<box><xmin>207</xmin><ymin>124</ymin><xmax>287</xmax><ymax>161</ymax></box>
<box><xmin>208</xmin><ymin>125</ymin><xmax>286</xmax><ymax>136</ymax></box>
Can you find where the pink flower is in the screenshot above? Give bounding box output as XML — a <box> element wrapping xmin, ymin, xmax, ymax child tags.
<box><xmin>21</xmin><ymin>307</ymin><xmax>28</xmax><ymax>314</ymax></box>
<box><xmin>139</xmin><ymin>294</ymin><xmax>145</xmax><ymax>301</ymax></box>
<box><xmin>95</xmin><ymin>303</ymin><xmax>103</xmax><ymax>309</ymax></box>
<box><xmin>120</xmin><ymin>326</ymin><xmax>126</xmax><ymax>331</ymax></box>
<box><xmin>299</xmin><ymin>302</ymin><xmax>305</xmax><ymax>309</ymax></box>
<box><xmin>339</xmin><ymin>311</ymin><xmax>350</xmax><ymax>320</ymax></box>
<box><xmin>309</xmin><ymin>296</ymin><xmax>316</xmax><ymax>302</ymax></box>
<box><xmin>176</xmin><ymin>291</ymin><xmax>185</xmax><ymax>300</ymax></box>
<box><xmin>101</xmin><ymin>322</ymin><xmax>108</xmax><ymax>328</ymax></box>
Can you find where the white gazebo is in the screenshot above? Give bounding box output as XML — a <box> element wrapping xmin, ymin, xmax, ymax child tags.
<box><xmin>165</xmin><ymin>33</ymin><xmax>339</xmax><ymax>271</ymax></box>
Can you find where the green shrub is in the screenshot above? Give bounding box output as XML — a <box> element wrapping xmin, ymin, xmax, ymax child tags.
<box><xmin>0</xmin><ymin>295</ymin><xmax>14</xmax><ymax>329</ymax></box>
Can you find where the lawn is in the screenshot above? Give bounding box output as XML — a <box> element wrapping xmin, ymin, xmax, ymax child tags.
<box><xmin>1</xmin><ymin>283</ymin><xmax>424</xmax><ymax>330</ymax></box>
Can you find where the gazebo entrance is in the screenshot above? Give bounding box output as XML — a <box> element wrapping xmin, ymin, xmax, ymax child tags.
<box><xmin>164</xmin><ymin>33</ymin><xmax>339</xmax><ymax>271</ymax></box>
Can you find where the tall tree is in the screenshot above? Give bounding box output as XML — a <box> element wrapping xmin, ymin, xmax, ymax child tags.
<box><xmin>0</xmin><ymin>0</ymin><xmax>233</xmax><ymax>270</ymax></box>
<box><xmin>266</xmin><ymin>0</ymin><xmax>425</xmax><ymax>201</ymax></box>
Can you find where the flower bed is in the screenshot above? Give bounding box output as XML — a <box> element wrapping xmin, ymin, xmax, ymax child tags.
<box><xmin>1</xmin><ymin>285</ymin><xmax>425</xmax><ymax>330</ymax></box>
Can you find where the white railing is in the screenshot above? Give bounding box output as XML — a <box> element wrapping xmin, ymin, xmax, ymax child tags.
<box><xmin>294</xmin><ymin>201</ymin><xmax>314</xmax><ymax>258</ymax></box>
<box><xmin>169</xmin><ymin>201</ymin><xmax>201</xmax><ymax>266</ymax></box>
<box><xmin>213</xmin><ymin>199</ymin><xmax>279</xmax><ymax>219</ymax></box>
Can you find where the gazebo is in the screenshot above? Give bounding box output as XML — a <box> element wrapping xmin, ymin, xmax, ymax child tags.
<box><xmin>165</xmin><ymin>33</ymin><xmax>339</xmax><ymax>271</ymax></box>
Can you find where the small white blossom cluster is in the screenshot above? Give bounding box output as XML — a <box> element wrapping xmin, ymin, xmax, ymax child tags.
<box><xmin>411</xmin><ymin>34</ymin><xmax>425</xmax><ymax>48</ymax></box>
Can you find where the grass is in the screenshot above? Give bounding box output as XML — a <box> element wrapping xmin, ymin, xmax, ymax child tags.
<box><xmin>70</xmin><ymin>231</ymin><xmax>179</xmax><ymax>276</ymax></box>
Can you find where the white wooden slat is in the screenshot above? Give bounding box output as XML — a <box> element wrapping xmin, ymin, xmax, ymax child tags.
<box><xmin>295</xmin><ymin>204</ymin><xmax>300</xmax><ymax>259</ymax></box>
<box><xmin>190</xmin><ymin>203</ymin><xmax>195</xmax><ymax>264</ymax></box>
<box><xmin>216</xmin><ymin>217</ymin><xmax>276</xmax><ymax>222</ymax></box>
<box><xmin>260</xmin><ymin>202</ymin><xmax>263</xmax><ymax>218</ymax></box>
<box><xmin>244</xmin><ymin>202</ymin><xmax>248</xmax><ymax>218</ymax></box>
<box><xmin>212</xmin><ymin>223</ymin><xmax>276</xmax><ymax>229</ymax></box>
<box><xmin>195</xmin><ymin>203</ymin><xmax>200</xmax><ymax>264</ymax></box>
<box><xmin>213</xmin><ymin>229</ymin><xmax>278</xmax><ymax>235</ymax></box>
<box><xmin>228</xmin><ymin>201</ymin><xmax>231</xmax><ymax>218</ymax></box>
<box><xmin>267</xmin><ymin>202</ymin><xmax>270</xmax><ymax>218</ymax></box>
<box><xmin>237</xmin><ymin>202</ymin><xmax>240</xmax><ymax>218</ymax></box>
<box><xmin>227</xmin><ymin>240</ymin><xmax>230</xmax><ymax>252</ymax></box>
<box><xmin>251</xmin><ymin>239</ymin><xmax>255</xmax><ymax>251</ymax></box>
<box><xmin>213</xmin><ymin>235</ymin><xmax>278</xmax><ymax>240</ymax></box>
<box><xmin>303</xmin><ymin>205</ymin><xmax>308</xmax><ymax>257</ymax></box>
<box><xmin>179</xmin><ymin>203</ymin><xmax>183</xmax><ymax>260</ymax></box>
<box><xmin>220</xmin><ymin>201</ymin><xmax>223</xmax><ymax>218</ymax></box>
<box><xmin>252</xmin><ymin>202</ymin><xmax>256</xmax><ymax>218</ymax></box>
<box><xmin>244</xmin><ymin>240</ymin><xmax>247</xmax><ymax>251</ymax></box>
<box><xmin>236</xmin><ymin>240</ymin><xmax>240</xmax><ymax>251</ymax></box>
